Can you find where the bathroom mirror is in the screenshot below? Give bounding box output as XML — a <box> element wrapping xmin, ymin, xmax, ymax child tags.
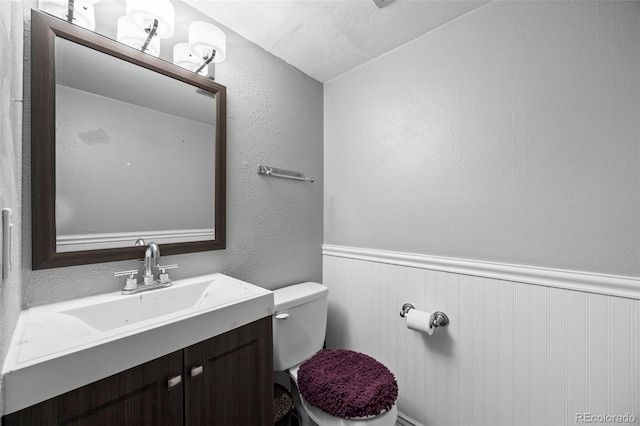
<box><xmin>31</xmin><ymin>10</ymin><xmax>226</xmax><ymax>269</ymax></box>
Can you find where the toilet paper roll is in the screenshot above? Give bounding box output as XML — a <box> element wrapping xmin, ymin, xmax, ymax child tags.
<box><xmin>406</xmin><ymin>309</ymin><xmax>435</xmax><ymax>335</ymax></box>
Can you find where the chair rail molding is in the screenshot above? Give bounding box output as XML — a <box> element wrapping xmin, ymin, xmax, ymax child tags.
<box><xmin>322</xmin><ymin>244</ymin><xmax>640</xmax><ymax>300</ymax></box>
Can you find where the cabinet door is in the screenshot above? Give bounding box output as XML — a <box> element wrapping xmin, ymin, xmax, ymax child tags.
<box><xmin>2</xmin><ymin>351</ymin><xmax>184</xmax><ymax>426</ymax></box>
<box><xmin>184</xmin><ymin>316</ymin><xmax>273</xmax><ymax>426</ymax></box>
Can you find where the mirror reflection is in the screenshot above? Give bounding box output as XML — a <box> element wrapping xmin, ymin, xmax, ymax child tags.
<box><xmin>54</xmin><ymin>37</ymin><xmax>216</xmax><ymax>252</ymax></box>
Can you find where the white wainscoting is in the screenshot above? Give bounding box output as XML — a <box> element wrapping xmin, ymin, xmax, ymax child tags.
<box><xmin>323</xmin><ymin>246</ymin><xmax>639</xmax><ymax>426</ymax></box>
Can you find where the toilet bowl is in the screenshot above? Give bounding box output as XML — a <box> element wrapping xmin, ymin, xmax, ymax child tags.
<box><xmin>273</xmin><ymin>283</ymin><xmax>398</xmax><ymax>426</ymax></box>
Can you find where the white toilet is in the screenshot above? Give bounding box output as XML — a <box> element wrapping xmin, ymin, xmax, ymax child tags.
<box><xmin>273</xmin><ymin>282</ymin><xmax>398</xmax><ymax>426</ymax></box>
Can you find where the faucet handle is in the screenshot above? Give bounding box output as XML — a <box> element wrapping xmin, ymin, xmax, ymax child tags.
<box><xmin>157</xmin><ymin>264</ymin><xmax>178</xmax><ymax>284</ymax></box>
<box><xmin>114</xmin><ymin>270</ymin><xmax>138</xmax><ymax>278</ymax></box>
<box><xmin>114</xmin><ymin>270</ymin><xmax>139</xmax><ymax>292</ymax></box>
<box><xmin>158</xmin><ymin>264</ymin><xmax>178</xmax><ymax>273</ymax></box>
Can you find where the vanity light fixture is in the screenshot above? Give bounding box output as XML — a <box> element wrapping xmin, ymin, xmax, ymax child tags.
<box><xmin>173</xmin><ymin>43</ymin><xmax>208</xmax><ymax>76</ymax></box>
<box><xmin>187</xmin><ymin>21</ymin><xmax>227</xmax><ymax>74</ymax></box>
<box><xmin>38</xmin><ymin>0</ymin><xmax>99</xmax><ymax>31</ymax></box>
<box><xmin>116</xmin><ymin>16</ymin><xmax>161</xmax><ymax>57</ymax></box>
<box><xmin>120</xmin><ymin>0</ymin><xmax>175</xmax><ymax>55</ymax></box>
<box><xmin>38</xmin><ymin>0</ymin><xmax>227</xmax><ymax>77</ymax></box>
<box><xmin>126</xmin><ymin>0</ymin><xmax>175</xmax><ymax>38</ymax></box>
<box><xmin>172</xmin><ymin>21</ymin><xmax>227</xmax><ymax>77</ymax></box>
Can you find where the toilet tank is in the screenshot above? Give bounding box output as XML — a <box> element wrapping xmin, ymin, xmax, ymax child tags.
<box><xmin>273</xmin><ymin>282</ymin><xmax>328</xmax><ymax>371</ymax></box>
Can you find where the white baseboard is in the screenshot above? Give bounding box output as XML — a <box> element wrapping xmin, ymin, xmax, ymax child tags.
<box><xmin>322</xmin><ymin>244</ymin><xmax>639</xmax><ymax>300</ymax></box>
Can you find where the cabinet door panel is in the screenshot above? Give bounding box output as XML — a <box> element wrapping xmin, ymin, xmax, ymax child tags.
<box><xmin>184</xmin><ymin>317</ymin><xmax>273</xmax><ymax>426</ymax></box>
<box><xmin>3</xmin><ymin>351</ymin><xmax>183</xmax><ymax>426</ymax></box>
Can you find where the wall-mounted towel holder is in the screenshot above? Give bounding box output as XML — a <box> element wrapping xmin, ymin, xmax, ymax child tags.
<box><xmin>257</xmin><ymin>165</ymin><xmax>314</xmax><ymax>183</ymax></box>
<box><xmin>399</xmin><ymin>303</ymin><xmax>449</xmax><ymax>328</ymax></box>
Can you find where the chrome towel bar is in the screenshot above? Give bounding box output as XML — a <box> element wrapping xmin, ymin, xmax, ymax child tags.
<box><xmin>257</xmin><ymin>165</ymin><xmax>314</xmax><ymax>183</ymax></box>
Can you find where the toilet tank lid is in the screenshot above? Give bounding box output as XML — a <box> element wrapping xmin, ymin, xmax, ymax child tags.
<box><xmin>274</xmin><ymin>282</ymin><xmax>328</xmax><ymax>311</ymax></box>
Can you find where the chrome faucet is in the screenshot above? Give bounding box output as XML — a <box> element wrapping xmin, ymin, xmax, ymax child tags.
<box><xmin>112</xmin><ymin>239</ymin><xmax>178</xmax><ymax>295</ymax></box>
<box><xmin>141</xmin><ymin>241</ymin><xmax>160</xmax><ymax>285</ymax></box>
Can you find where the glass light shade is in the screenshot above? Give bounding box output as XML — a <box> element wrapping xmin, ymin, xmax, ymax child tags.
<box><xmin>39</xmin><ymin>0</ymin><xmax>96</xmax><ymax>31</ymax></box>
<box><xmin>117</xmin><ymin>16</ymin><xmax>160</xmax><ymax>57</ymax></box>
<box><xmin>173</xmin><ymin>43</ymin><xmax>208</xmax><ymax>76</ymax></box>
<box><xmin>188</xmin><ymin>21</ymin><xmax>226</xmax><ymax>63</ymax></box>
<box><xmin>126</xmin><ymin>0</ymin><xmax>175</xmax><ymax>39</ymax></box>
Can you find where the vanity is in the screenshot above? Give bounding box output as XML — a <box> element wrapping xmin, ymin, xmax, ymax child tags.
<box><xmin>1</xmin><ymin>273</ymin><xmax>274</xmax><ymax>425</ymax></box>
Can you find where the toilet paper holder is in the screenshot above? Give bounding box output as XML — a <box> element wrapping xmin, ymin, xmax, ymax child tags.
<box><xmin>399</xmin><ymin>303</ymin><xmax>450</xmax><ymax>328</ymax></box>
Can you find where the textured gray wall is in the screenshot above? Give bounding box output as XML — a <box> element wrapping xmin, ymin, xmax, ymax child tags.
<box><xmin>324</xmin><ymin>1</ymin><xmax>640</xmax><ymax>277</ymax></box>
<box><xmin>0</xmin><ymin>1</ymin><xmax>25</xmax><ymax>416</ymax></box>
<box><xmin>23</xmin><ymin>2</ymin><xmax>323</xmax><ymax>306</ymax></box>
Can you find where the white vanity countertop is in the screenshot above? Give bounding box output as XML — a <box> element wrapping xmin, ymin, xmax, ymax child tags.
<box><xmin>1</xmin><ymin>273</ymin><xmax>274</xmax><ymax>415</ymax></box>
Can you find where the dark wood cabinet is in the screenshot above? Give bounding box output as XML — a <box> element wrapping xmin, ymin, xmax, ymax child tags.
<box><xmin>3</xmin><ymin>317</ymin><xmax>273</xmax><ymax>426</ymax></box>
<box><xmin>185</xmin><ymin>314</ymin><xmax>273</xmax><ymax>425</ymax></box>
<box><xmin>2</xmin><ymin>351</ymin><xmax>184</xmax><ymax>426</ymax></box>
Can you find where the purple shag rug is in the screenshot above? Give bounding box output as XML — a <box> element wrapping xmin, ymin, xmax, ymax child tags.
<box><xmin>297</xmin><ymin>349</ymin><xmax>398</xmax><ymax>419</ymax></box>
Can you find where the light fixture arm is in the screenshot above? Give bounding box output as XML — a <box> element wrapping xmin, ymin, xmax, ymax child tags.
<box><xmin>194</xmin><ymin>50</ymin><xmax>216</xmax><ymax>75</ymax></box>
<box><xmin>140</xmin><ymin>18</ymin><xmax>159</xmax><ymax>53</ymax></box>
<box><xmin>66</xmin><ymin>0</ymin><xmax>75</xmax><ymax>23</ymax></box>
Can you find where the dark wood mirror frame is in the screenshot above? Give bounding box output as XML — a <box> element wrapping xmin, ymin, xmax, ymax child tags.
<box><xmin>31</xmin><ymin>10</ymin><xmax>226</xmax><ymax>270</ymax></box>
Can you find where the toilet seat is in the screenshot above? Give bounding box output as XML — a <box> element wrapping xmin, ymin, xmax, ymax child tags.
<box><xmin>289</xmin><ymin>365</ymin><xmax>398</xmax><ymax>426</ymax></box>
<box><xmin>297</xmin><ymin>349</ymin><xmax>397</xmax><ymax>419</ymax></box>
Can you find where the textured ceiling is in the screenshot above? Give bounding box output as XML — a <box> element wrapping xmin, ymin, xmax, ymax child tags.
<box><xmin>183</xmin><ymin>0</ymin><xmax>490</xmax><ymax>82</ymax></box>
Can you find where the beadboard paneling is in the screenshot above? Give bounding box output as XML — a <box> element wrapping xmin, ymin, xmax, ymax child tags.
<box><xmin>323</xmin><ymin>253</ymin><xmax>639</xmax><ymax>426</ymax></box>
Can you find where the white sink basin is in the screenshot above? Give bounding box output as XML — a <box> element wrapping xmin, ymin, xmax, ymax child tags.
<box><xmin>61</xmin><ymin>285</ymin><xmax>207</xmax><ymax>331</ymax></box>
<box><xmin>61</xmin><ymin>278</ymin><xmax>238</xmax><ymax>331</ymax></box>
<box><xmin>2</xmin><ymin>273</ymin><xmax>274</xmax><ymax>415</ymax></box>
